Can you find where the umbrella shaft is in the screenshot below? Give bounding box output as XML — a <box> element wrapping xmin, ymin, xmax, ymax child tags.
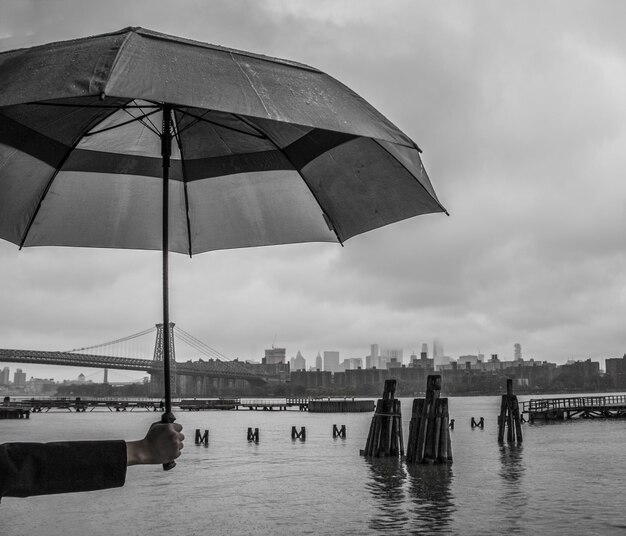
<box><xmin>162</xmin><ymin>105</ymin><xmax>172</xmax><ymax>414</ymax></box>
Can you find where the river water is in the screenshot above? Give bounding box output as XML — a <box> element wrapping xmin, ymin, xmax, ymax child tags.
<box><xmin>2</xmin><ymin>395</ymin><xmax>626</xmax><ymax>536</ymax></box>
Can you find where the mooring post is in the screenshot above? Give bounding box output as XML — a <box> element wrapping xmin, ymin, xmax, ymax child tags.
<box><xmin>195</xmin><ymin>428</ymin><xmax>209</xmax><ymax>445</ymax></box>
<box><xmin>247</xmin><ymin>427</ymin><xmax>259</xmax><ymax>442</ymax></box>
<box><xmin>406</xmin><ymin>374</ymin><xmax>452</xmax><ymax>464</ymax></box>
<box><xmin>360</xmin><ymin>379</ymin><xmax>403</xmax><ymax>457</ymax></box>
<box><xmin>291</xmin><ymin>426</ymin><xmax>306</xmax><ymax>440</ymax></box>
<box><xmin>333</xmin><ymin>424</ymin><xmax>346</xmax><ymax>438</ymax></box>
<box><xmin>498</xmin><ymin>379</ymin><xmax>523</xmax><ymax>443</ymax></box>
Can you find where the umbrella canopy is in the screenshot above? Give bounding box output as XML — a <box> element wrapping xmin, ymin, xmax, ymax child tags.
<box><xmin>0</xmin><ymin>27</ymin><xmax>445</xmax><ymax>253</ymax></box>
<box><xmin>0</xmin><ymin>28</ymin><xmax>447</xmax><ymax>456</ymax></box>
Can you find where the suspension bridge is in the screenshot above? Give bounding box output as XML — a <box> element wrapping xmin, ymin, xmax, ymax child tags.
<box><xmin>0</xmin><ymin>324</ymin><xmax>268</xmax><ymax>396</ymax></box>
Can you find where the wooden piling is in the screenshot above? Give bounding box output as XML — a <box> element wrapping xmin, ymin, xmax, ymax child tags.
<box><xmin>195</xmin><ymin>428</ymin><xmax>209</xmax><ymax>445</ymax></box>
<box><xmin>497</xmin><ymin>379</ymin><xmax>523</xmax><ymax>443</ymax></box>
<box><xmin>406</xmin><ymin>375</ymin><xmax>452</xmax><ymax>464</ymax></box>
<box><xmin>360</xmin><ymin>379</ymin><xmax>403</xmax><ymax>457</ymax></box>
<box><xmin>333</xmin><ymin>424</ymin><xmax>346</xmax><ymax>438</ymax></box>
<box><xmin>247</xmin><ymin>427</ymin><xmax>259</xmax><ymax>442</ymax></box>
<box><xmin>291</xmin><ymin>426</ymin><xmax>306</xmax><ymax>440</ymax></box>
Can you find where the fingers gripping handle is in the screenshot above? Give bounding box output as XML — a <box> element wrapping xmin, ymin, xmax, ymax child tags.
<box><xmin>161</xmin><ymin>411</ymin><xmax>177</xmax><ymax>471</ymax></box>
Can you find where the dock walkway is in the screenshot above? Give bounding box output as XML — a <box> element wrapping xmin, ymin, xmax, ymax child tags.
<box><xmin>522</xmin><ymin>394</ymin><xmax>626</xmax><ymax>421</ymax></box>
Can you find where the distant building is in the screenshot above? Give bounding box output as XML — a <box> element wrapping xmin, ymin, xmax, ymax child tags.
<box><xmin>324</xmin><ymin>351</ymin><xmax>340</xmax><ymax>373</ymax></box>
<box><xmin>383</xmin><ymin>348</ymin><xmax>403</xmax><ymax>368</ymax></box>
<box><xmin>13</xmin><ymin>369</ymin><xmax>26</xmax><ymax>388</ymax></box>
<box><xmin>342</xmin><ymin>358</ymin><xmax>363</xmax><ymax>370</ymax></box>
<box><xmin>290</xmin><ymin>369</ymin><xmax>332</xmax><ymax>389</ymax></box>
<box><xmin>26</xmin><ymin>377</ymin><xmax>57</xmax><ymax>395</ymax></box>
<box><xmin>606</xmin><ymin>355</ymin><xmax>626</xmax><ymax>388</ymax></box>
<box><xmin>291</xmin><ymin>350</ymin><xmax>306</xmax><ymax>371</ymax></box>
<box><xmin>315</xmin><ymin>352</ymin><xmax>322</xmax><ymax>371</ymax></box>
<box><xmin>483</xmin><ymin>354</ymin><xmax>503</xmax><ymax>371</ymax></box>
<box><xmin>370</xmin><ymin>344</ymin><xmax>380</xmax><ymax>369</ymax></box>
<box><xmin>458</xmin><ymin>355</ymin><xmax>483</xmax><ymax>369</ymax></box>
<box><xmin>0</xmin><ymin>367</ymin><xmax>10</xmax><ymax>386</ymax></box>
<box><xmin>514</xmin><ymin>343</ymin><xmax>522</xmax><ymax>361</ymax></box>
<box><xmin>433</xmin><ymin>339</ymin><xmax>444</xmax><ymax>359</ymax></box>
<box><xmin>263</xmin><ymin>347</ymin><xmax>286</xmax><ymax>365</ymax></box>
<box><xmin>421</xmin><ymin>343</ymin><xmax>428</xmax><ymax>357</ymax></box>
<box><xmin>410</xmin><ymin>353</ymin><xmax>434</xmax><ymax>370</ymax></box>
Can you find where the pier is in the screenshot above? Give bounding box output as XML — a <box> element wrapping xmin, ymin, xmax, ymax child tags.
<box><xmin>180</xmin><ymin>397</ymin><xmax>373</xmax><ymax>412</ymax></box>
<box><xmin>523</xmin><ymin>394</ymin><xmax>626</xmax><ymax>421</ymax></box>
<box><xmin>3</xmin><ymin>397</ymin><xmax>163</xmax><ymax>413</ymax></box>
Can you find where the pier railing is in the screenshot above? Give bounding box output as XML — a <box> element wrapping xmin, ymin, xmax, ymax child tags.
<box><xmin>522</xmin><ymin>394</ymin><xmax>626</xmax><ymax>413</ymax></box>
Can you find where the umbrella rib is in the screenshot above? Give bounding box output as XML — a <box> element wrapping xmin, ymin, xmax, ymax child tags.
<box><xmin>18</xmin><ymin>106</ymin><xmax>123</xmax><ymax>249</ymax></box>
<box><xmin>172</xmin><ymin>106</ymin><xmax>266</xmax><ymax>139</ymax></box>
<box><xmin>84</xmin><ymin>108</ymin><xmax>161</xmax><ymax>136</ymax></box>
<box><xmin>233</xmin><ymin>113</ymin><xmax>345</xmax><ymax>245</ymax></box>
<box><xmin>19</xmin><ymin>144</ymin><xmax>79</xmax><ymax>249</ymax></box>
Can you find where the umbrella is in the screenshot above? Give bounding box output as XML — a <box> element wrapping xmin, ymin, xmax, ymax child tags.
<box><xmin>0</xmin><ymin>27</ymin><xmax>447</xmax><ymax>465</ymax></box>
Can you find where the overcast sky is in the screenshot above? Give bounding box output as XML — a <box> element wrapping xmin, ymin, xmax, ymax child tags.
<box><xmin>1</xmin><ymin>0</ymin><xmax>626</xmax><ymax>382</ymax></box>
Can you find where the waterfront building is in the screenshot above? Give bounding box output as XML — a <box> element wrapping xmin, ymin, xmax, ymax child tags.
<box><xmin>606</xmin><ymin>355</ymin><xmax>626</xmax><ymax>388</ymax></box>
<box><xmin>290</xmin><ymin>369</ymin><xmax>332</xmax><ymax>389</ymax></box>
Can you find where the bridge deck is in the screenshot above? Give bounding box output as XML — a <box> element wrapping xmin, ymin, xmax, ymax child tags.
<box><xmin>522</xmin><ymin>395</ymin><xmax>626</xmax><ymax>421</ymax></box>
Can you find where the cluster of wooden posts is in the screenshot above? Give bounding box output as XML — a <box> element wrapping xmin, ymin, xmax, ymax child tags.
<box><xmin>360</xmin><ymin>376</ymin><xmax>452</xmax><ymax>464</ymax></box>
<box><xmin>194</xmin><ymin>424</ymin><xmax>348</xmax><ymax>445</ymax></box>
<box><xmin>360</xmin><ymin>375</ymin><xmax>524</xmax><ymax>464</ymax></box>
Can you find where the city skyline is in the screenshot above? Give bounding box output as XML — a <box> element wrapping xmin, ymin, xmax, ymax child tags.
<box><xmin>1</xmin><ymin>339</ymin><xmax>617</xmax><ymax>384</ymax></box>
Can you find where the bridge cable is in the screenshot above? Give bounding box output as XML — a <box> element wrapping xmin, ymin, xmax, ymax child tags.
<box><xmin>63</xmin><ymin>327</ymin><xmax>157</xmax><ymax>354</ymax></box>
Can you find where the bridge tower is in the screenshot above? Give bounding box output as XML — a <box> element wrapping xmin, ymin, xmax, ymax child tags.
<box><xmin>151</xmin><ymin>322</ymin><xmax>177</xmax><ymax>397</ymax></box>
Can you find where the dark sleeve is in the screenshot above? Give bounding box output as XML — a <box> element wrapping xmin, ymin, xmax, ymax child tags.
<box><xmin>0</xmin><ymin>440</ymin><xmax>127</xmax><ymax>498</ymax></box>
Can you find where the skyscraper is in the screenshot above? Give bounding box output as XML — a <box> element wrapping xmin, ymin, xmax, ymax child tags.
<box><xmin>0</xmin><ymin>367</ymin><xmax>9</xmax><ymax>386</ymax></box>
<box><xmin>324</xmin><ymin>351</ymin><xmax>340</xmax><ymax>373</ymax></box>
<box><xmin>315</xmin><ymin>352</ymin><xmax>323</xmax><ymax>371</ymax></box>
<box><xmin>514</xmin><ymin>343</ymin><xmax>522</xmax><ymax>361</ymax></box>
<box><xmin>291</xmin><ymin>350</ymin><xmax>306</xmax><ymax>371</ymax></box>
<box><xmin>370</xmin><ymin>344</ymin><xmax>380</xmax><ymax>369</ymax></box>
<box><xmin>13</xmin><ymin>368</ymin><xmax>26</xmax><ymax>388</ymax></box>
<box><xmin>433</xmin><ymin>339</ymin><xmax>444</xmax><ymax>359</ymax></box>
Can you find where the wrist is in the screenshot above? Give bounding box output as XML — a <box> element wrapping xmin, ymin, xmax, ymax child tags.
<box><xmin>126</xmin><ymin>439</ymin><xmax>148</xmax><ymax>465</ymax></box>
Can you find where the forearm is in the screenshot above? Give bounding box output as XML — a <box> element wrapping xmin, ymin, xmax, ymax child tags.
<box><xmin>0</xmin><ymin>441</ymin><xmax>127</xmax><ymax>498</ymax></box>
